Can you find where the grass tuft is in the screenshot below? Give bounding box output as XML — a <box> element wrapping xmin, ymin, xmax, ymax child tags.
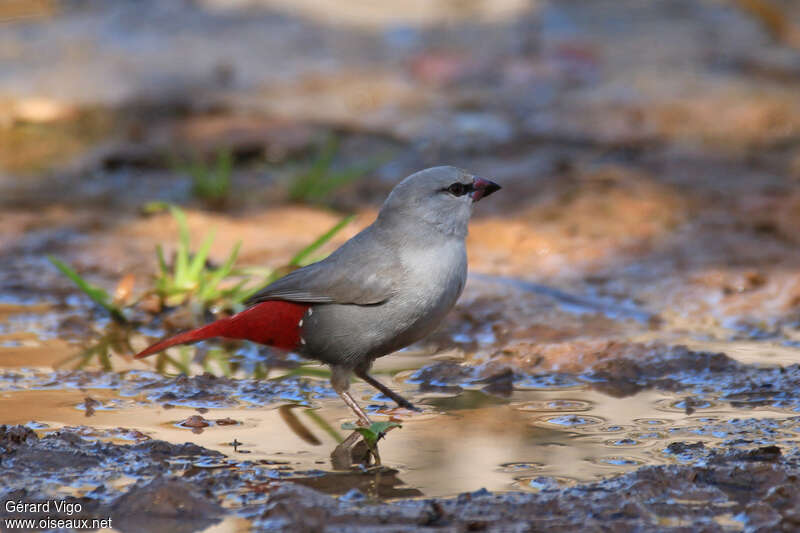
<box><xmin>173</xmin><ymin>149</ymin><xmax>233</xmax><ymax>207</ymax></box>
<box><xmin>288</xmin><ymin>135</ymin><xmax>376</xmax><ymax>204</ymax></box>
<box><xmin>52</xmin><ymin>203</ymin><xmax>355</xmax><ymax>375</ymax></box>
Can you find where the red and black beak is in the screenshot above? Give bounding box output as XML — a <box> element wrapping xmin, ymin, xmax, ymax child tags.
<box><xmin>470</xmin><ymin>177</ymin><xmax>501</xmax><ymax>202</ymax></box>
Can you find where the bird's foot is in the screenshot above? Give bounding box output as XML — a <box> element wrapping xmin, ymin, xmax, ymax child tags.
<box><xmin>395</xmin><ymin>398</ymin><xmax>421</xmax><ymax>412</ymax></box>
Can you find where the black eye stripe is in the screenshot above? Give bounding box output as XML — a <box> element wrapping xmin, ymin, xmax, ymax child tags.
<box><xmin>444</xmin><ymin>182</ymin><xmax>472</xmax><ymax>196</ymax></box>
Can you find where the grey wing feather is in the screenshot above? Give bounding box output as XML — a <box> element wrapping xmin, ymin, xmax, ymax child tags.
<box><xmin>245</xmin><ymin>228</ymin><xmax>401</xmax><ymax>306</ymax></box>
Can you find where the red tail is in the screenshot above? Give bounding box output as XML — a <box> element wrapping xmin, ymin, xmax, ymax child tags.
<box><xmin>134</xmin><ymin>301</ymin><xmax>310</xmax><ymax>359</ymax></box>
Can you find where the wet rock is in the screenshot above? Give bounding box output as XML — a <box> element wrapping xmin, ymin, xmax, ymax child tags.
<box><xmin>132</xmin><ymin>440</ymin><xmax>223</xmax><ymax>460</ymax></box>
<box><xmin>408</xmin><ymin>361</ymin><xmax>471</xmax><ymax>393</ymax></box>
<box><xmin>180</xmin><ymin>415</ymin><xmax>211</xmax><ymax>429</ymax></box>
<box><xmin>730</xmin><ymin>445</ymin><xmax>782</xmax><ymax>463</ymax></box>
<box><xmin>256</xmin><ymin>483</ymin><xmax>336</xmax><ymax>531</ymax></box>
<box><xmin>665</xmin><ymin>441</ymin><xmax>706</xmax><ymax>458</ymax></box>
<box><xmin>477</xmin><ymin>367</ymin><xmax>515</xmax><ymax>396</ymax></box>
<box><xmin>3</xmin><ymin>429</ymin><xmax>108</xmax><ymax>471</ymax></box>
<box><xmin>742</xmin><ymin>501</ymin><xmax>783</xmax><ymax>531</ymax></box>
<box><xmin>0</xmin><ymin>425</ymin><xmax>233</xmax><ymax>500</ymax></box>
<box><xmin>112</xmin><ymin>477</ymin><xmax>225</xmax><ymax>533</ymax></box>
<box><xmin>585</xmin><ymin>343</ymin><xmax>737</xmax><ymax>397</ymax></box>
<box><xmin>0</xmin><ymin>424</ymin><xmax>37</xmax><ymax>450</ymax></box>
<box><xmin>9</xmin><ymin>443</ymin><xmax>102</xmax><ymax>471</ymax></box>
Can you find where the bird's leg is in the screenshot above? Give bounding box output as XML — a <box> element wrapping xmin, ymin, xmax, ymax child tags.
<box><xmin>354</xmin><ymin>367</ymin><xmax>421</xmax><ymax>412</ymax></box>
<box><xmin>331</xmin><ymin>366</ymin><xmax>372</xmax><ymax>426</ymax></box>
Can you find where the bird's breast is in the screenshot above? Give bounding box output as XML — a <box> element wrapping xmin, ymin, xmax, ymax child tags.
<box><xmin>399</xmin><ymin>240</ymin><xmax>467</xmax><ymax>313</ymax></box>
<box><xmin>368</xmin><ymin>239</ymin><xmax>468</xmax><ymax>354</ymax></box>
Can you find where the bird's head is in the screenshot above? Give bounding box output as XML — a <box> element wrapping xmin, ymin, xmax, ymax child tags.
<box><xmin>377</xmin><ymin>166</ymin><xmax>501</xmax><ymax>238</ymax></box>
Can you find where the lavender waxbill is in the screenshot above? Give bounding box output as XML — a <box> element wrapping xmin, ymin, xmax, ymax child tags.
<box><xmin>135</xmin><ymin>166</ymin><xmax>501</xmax><ymax>425</ymax></box>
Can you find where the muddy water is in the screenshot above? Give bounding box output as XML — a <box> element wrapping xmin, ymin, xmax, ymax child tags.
<box><xmin>2</xmin><ymin>328</ymin><xmax>799</xmax><ymax>503</ymax></box>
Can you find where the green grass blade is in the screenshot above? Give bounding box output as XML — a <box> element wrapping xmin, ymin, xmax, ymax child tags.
<box><xmin>48</xmin><ymin>256</ymin><xmax>109</xmax><ymax>303</ymax></box>
<box><xmin>47</xmin><ymin>256</ymin><xmax>127</xmax><ymax>324</ymax></box>
<box><xmin>208</xmin><ymin>241</ymin><xmax>241</xmax><ymax>286</ymax></box>
<box><xmin>155</xmin><ymin>244</ymin><xmax>169</xmax><ymax>276</ymax></box>
<box><xmin>315</xmin><ymin>135</ymin><xmax>339</xmax><ymax>171</ymax></box>
<box><xmin>289</xmin><ymin>215</ymin><xmax>354</xmax><ymax>266</ymax></box>
<box><xmin>169</xmin><ymin>206</ymin><xmax>191</xmax><ymax>283</ymax></box>
<box><xmin>198</xmin><ymin>241</ymin><xmax>242</xmax><ymax>303</ymax></box>
<box><xmin>288</xmin><ymin>135</ymin><xmax>338</xmax><ymax>202</ymax></box>
<box><xmin>216</xmin><ymin>150</ymin><xmax>232</xmax><ymax>192</ymax></box>
<box><xmin>187</xmin><ymin>228</ymin><xmax>216</xmax><ymax>281</ymax></box>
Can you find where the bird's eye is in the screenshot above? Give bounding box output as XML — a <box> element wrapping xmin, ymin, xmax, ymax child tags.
<box><xmin>445</xmin><ymin>182</ymin><xmax>470</xmax><ymax>196</ymax></box>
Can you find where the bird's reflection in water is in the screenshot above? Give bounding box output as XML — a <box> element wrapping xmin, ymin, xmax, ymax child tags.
<box><xmin>277</xmin><ymin>404</ymin><xmax>423</xmax><ymax>499</ymax></box>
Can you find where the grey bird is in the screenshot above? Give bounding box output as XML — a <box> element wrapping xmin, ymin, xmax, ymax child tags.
<box><xmin>135</xmin><ymin>166</ymin><xmax>501</xmax><ymax>425</ymax></box>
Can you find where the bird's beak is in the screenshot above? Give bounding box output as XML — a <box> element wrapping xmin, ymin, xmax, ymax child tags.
<box><xmin>470</xmin><ymin>177</ymin><xmax>501</xmax><ymax>202</ymax></box>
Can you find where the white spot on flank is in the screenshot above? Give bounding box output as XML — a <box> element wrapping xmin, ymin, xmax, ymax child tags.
<box><xmin>298</xmin><ymin>319</ymin><xmax>303</xmax><ymax>327</ymax></box>
<box><xmin>300</xmin><ymin>337</ymin><xmax>306</xmax><ymax>345</ymax></box>
<box><xmin>307</xmin><ymin>308</ymin><xmax>312</xmax><ymax>316</ymax></box>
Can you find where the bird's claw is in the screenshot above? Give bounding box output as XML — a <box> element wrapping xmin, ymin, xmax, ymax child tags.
<box><xmin>396</xmin><ymin>399</ymin><xmax>421</xmax><ymax>412</ymax></box>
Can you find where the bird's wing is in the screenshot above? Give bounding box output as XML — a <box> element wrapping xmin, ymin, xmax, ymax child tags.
<box><xmin>245</xmin><ymin>228</ymin><xmax>401</xmax><ymax>306</ymax></box>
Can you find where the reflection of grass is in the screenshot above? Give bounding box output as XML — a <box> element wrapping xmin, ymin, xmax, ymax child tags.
<box><xmin>288</xmin><ymin>135</ymin><xmax>375</xmax><ymax>204</ymax></box>
<box><xmin>305</xmin><ymin>408</ymin><xmax>344</xmax><ymax>443</ymax></box>
<box><xmin>56</xmin><ymin>322</ymin><xmax>133</xmax><ymax>370</ymax></box>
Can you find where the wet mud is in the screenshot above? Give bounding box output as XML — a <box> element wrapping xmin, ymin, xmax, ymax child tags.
<box><xmin>3</xmin><ymin>0</ymin><xmax>800</xmax><ymax>531</ymax></box>
<box><xmin>3</xmin><ymin>423</ymin><xmax>800</xmax><ymax>532</ymax></box>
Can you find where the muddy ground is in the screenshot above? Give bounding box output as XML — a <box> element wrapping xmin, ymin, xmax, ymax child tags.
<box><xmin>2</xmin><ymin>0</ymin><xmax>800</xmax><ymax>531</ymax></box>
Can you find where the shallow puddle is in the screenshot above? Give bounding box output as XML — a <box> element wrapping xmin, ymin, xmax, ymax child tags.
<box><xmin>2</xmin><ymin>300</ymin><xmax>800</xmax><ymax>507</ymax></box>
<box><xmin>2</xmin><ymin>362</ymin><xmax>798</xmax><ymax>502</ymax></box>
